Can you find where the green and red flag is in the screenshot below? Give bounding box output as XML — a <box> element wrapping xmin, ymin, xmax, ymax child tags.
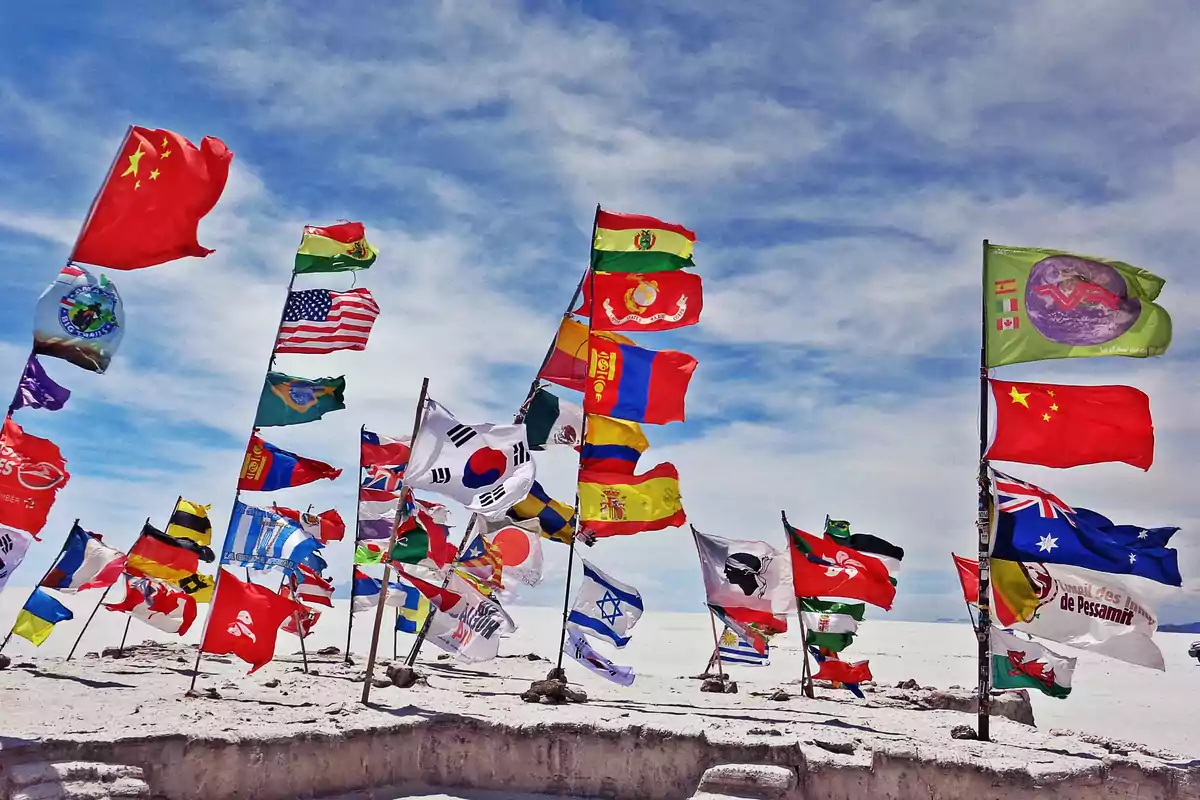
<box><xmin>990</xmin><ymin>626</ymin><xmax>1075</xmax><ymax>699</ymax></box>
<box><xmin>984</xmin><ymin>243</ymin><xmax>1171</xmax><ymax>367</ymax></box>
<box><xmin>294</xmin><ymin>222</ymin><xmax>378</xmax><ymax>274</ymax></box>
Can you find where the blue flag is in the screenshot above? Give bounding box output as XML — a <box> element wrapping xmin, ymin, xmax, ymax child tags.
<box><xmin>222</xmin><ymin>501</ymin><xmax>321</xmax><ymax>577</ymax></box>
<box><xmin>991</xmin><ymin>471</ymin><xmax>1181</xmax><ymax>586</ymax></box>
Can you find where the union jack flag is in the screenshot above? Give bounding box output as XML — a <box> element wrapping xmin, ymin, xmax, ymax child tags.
<box><xmin>362</xmin><ymin>464</ymin><xmax>405</xmax><ymax>494</ymax></box>
<box><xmin>993</xmin><ymin>471</ymin><xmax>1075</xmax><ymax>519</ymax></box>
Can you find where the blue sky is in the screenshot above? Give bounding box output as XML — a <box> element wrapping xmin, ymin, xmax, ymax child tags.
<box><xmin>1</xmin><ymin>1</ymin><xmax>1198</xmax><ymax>625</ymax></box>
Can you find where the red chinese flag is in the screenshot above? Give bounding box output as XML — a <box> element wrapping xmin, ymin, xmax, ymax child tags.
<box><xmin>72</xmin><ymin>127</ymin><xmax>233</xmax><ymax>270</ymax></box>
<box><xmin>0</xmin><ymin>418</ymin><xmax>70</xmax><ymax>536</ymax></box>
<box><xmin>787</xmin><ymin>524</ymin><xmax>896</xmax><ymax>609</ymax></box>
<box><xmin>574</xmin><ymin>270</ymin><xmax>703</xmax><ymax>332</ymax></box>
<box><xmin>201</xmin><ymin>570</ymin><xmax>305</xmax><ymax>673</ymax></box>
<box><xmin>814</xmin><ymin>658</ymin><xmax>872</xmax><ymax>685</ymax></box>
<box><xmin>986</xmin><ymin>380</ymin><xmax>1154</xmax><ymax>470</ymax></box>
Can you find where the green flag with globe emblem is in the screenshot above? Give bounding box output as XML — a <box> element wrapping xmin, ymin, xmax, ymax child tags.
<box><xmin>984</xmin><ymin>244</ymin><xmax>1172</xmax><ymax>368</ymax></box>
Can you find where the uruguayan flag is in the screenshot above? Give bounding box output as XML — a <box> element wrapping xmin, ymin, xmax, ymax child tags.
<box><xmin>718</xmin><ymin>625</ymin><xmax>769</xmax><ymax>666</ymax></box>
<box><xmin>223</xmin><ymin>501</ymin><xmax>321</xmax><ymax>576</ymax></box>
<box><xmin>566</xmin><ymin>559</ymin><xmax>643</xmax><ymax>648</ymax></box>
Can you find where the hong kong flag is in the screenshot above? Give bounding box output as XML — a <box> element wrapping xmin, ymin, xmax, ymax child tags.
<box><xmin>72</xmin><ymin>126</ymin><xmax>233</xmax><ymax>270</ymax></box>
<box><xmin>0</xmin><ymin>418</ymin><xmax>70</xmax><ymax>536</ymax></box>
<box><xmin>785</xmin><ymin>520</ymin><xmax>896</xmax><ymax>610</ymax></box>
<box><xmin>986</xmin><ymin>380</ymin><xmax>1154</xmax><ymax>470</ymax></box>
<box><xmin>201</xmin><ymin>570</ymin><xmax>305</xmax><ymax>673</ymax></box>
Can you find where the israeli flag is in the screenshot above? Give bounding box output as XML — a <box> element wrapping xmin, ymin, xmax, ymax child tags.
<box><xmin>223</xmin><ymin>501</ymin><xmax>321</xmax><ymax>577</ymax></box>
<box><xmin>567</xmin><ymin>559</ymin><xmax>643</xmax><ymax>648</ymax></box>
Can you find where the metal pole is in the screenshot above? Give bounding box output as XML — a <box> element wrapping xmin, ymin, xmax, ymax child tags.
<box><xmin>346</xmin><ymin>425</ymin><xmax>365</xmax><ymax>663</ymax></box>
<box><xmin>66</xmin><ymin>583</ymin><xmax>114</xmax><ymax>661</ymax></box>
<box><xmin>361</xmin><ymin>377</ymin><xmax>429</xmax><ymax>704</ymax></box>
<box><xmin>188</xmin><ymin>248</ymin><xmax>301</xmax><ymax>694</ymax></box>
<box><xmin>977</xmin><ymin>238</ymin><xmax>993</xmax><ymax>742</ymax></box>
<box><xmin>117</xmin><ymin>617</ymin><xmax>132</xmax><ymax>654</ymax></box>
<box><xmin>288</xmin><ymin>574</ymin><xmax>309</xmax><ymax>674</ymax></box>
<box><xmin>0</xmin><ymin>518</ymin><xmax>79</xmax><ymax>653</ymax></box>
<box><xmin>706</xmin><ymin>606</ymin><xmax>726</xmax><ymax>679</ymax></box>
<box><xmin>783</xmin><ymin>511</ymin><xmax>815</xmax><ymax>698</ymax></box>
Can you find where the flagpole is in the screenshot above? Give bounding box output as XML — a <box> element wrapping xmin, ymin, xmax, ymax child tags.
<box><xmin>362</xmin><ymin>377</ymin><xmax>429</xmax><ymax>704</ymax></box>
<box><xmin>551</xmin><ymin>204</ymin><xmax>601</xmax><ymax>678</ymax></box>
<box><xmin>117</xmin><ymin>514</ymin><xmax>155</xmax><ymax>655</ymax></box>
<box><xmin>0</xmin><ymin>518</ymin><xmax>79</xmax><ymax>653</ymax></box>
<box><xmin>400</xmin><ymin>210</ymin><xmax>598</xmax><ymax>673</ymax></box>
<box><xmin>976</xmin><ymin>238</ymin><xmax>993</xmax><ymax>742</ymax></box>
<box><xmin>346</xmin><ymin>424</ymin><xmax>365</xmax><ymax>664</ymax></box>
<box><xmin>66</xmin><ymin>583</ymin><xmax>113</xmax><ymax>661</ymax></box>
<box><xmin>782</xmin><ymin>510</ymin><xmax>815</xmax><ymax>698</ymax></box>
<box><xmin>287</xmin><ymin>573</ymin><xmax>310</xmax><ymax>674</ymax></box>
<box><xmin>188</xmin><ymin>242</ymin><xmax>303</xmax><ymax>694</ymax></box>
<box><xmin>705</xmin><ymin>606</ymin><xmax>726</xmax><ymax>679</ymax></box>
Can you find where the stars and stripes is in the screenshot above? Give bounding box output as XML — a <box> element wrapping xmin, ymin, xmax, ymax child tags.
<box><xmin>275</xmin><ymin>288</ymin><xmax>380</xmax><ymax>354</ymax></box>
<box><xmin>993</xmin><ymin>471</ymin><xmax>1074</xmax><ymax>520</ymax></box>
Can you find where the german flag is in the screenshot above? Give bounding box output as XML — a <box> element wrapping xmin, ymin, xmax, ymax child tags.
<box><xmin>125</xmin><ymin>523</ymin><xmax>215</xmax><ymax>602</ymax></box>
<box><xmin>166</xmin><ymin>498</ymin><xmax>212</xmax><ymax>547</ymax></box>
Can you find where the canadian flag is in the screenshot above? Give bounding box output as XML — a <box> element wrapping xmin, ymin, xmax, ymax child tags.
<box><xmin>201</xmin><ymin>570</ymin><xmax>305</xmax><ymax>673</ymax></box>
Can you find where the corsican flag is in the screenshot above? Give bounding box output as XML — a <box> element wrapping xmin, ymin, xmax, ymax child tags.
<box><xmin>222</xmin><ymin>501</ymin><xmax>322</xmax><ymax>577</ymax></box>
<box><xmin>990</xmin><ymin>626</ymin><xmax>1075</xmax><ymax>699</ymax></box>
<box><xmin>406</xmin><ymin>398</ymin><xmax>536</xmax><ymax>518</ymax></box>
<box><xmin>693</xmin><ymin>528</ymin><xmax>796</xmax><ymax>616</ymax></box>
<box><xmin>564</xmin><ymin>627</ymin><xmax>636</xmax><ymax>685</ymax></box>
<box><xmin>566</xmin><ymin>559</ymin><xmax>643</xmax><ymax>648</ymax></box>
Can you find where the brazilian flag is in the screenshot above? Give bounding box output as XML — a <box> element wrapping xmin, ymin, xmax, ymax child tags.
<box><xmin>254</xmin><ymin>371</ymin><xmax>346</xmax><ymax>427</ymax></box>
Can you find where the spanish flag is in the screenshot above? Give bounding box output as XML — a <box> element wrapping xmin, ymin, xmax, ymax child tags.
<box><xmin>591</xmin><ymin>210</ymin><xmax>696</xmax><ymax>273</ymax></box>
<box><xmin>538</xmin><ymin>317</ymin><xmax>633</xmax><ymax>392</ymax></box>
<box><xmin>294</xmin><ymin>222</ymin><xmax>378</xmax><ymax>274</ymax></box>
<box><xmin>578</xmin><ymin>462</ymin><xmax>685</xmax><ymax>538</ymax></box>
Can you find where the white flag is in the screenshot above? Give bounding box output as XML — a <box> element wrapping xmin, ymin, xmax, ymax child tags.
<box><xmin>567</xmin><ymin>559</ymin><xmax>643</xmax><ymax>648</ymax></box>
<box><xmin>406</xmin><ymin>399</ymin><xmax>536</xmax><ymax>518</ymax></box>
<box><xmin>425</xmin><ymin>571</ymin><xmax>516</xmax><ymax>663</ymax></box>
<box><xmin>480</xmin><ymin>516</ymin><xmax>544</xmax><ymax>589</ymax></box>
<box><xmin>0</xmin><ymin>526</ymin><xmax>34</xmax><ymax>591</ymax></box>
<box><xmin>693</xmin><ymin>528</ymin><xmax>797</xmax><ymax>616</ymax></box>
<box><xmin>564</xmin><ymin>628</ymin><xmax>636</xmax><ymax>685</ymax></box>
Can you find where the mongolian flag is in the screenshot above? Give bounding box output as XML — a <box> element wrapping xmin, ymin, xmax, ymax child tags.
<box><xmin>254</xmin><ymin>372</ymin><xmax>346</xmax><ymax>427</ymax></box>
<box><xmin>578</xmin><ymin>463</ymin><xmax>685</xmax><ymax>537</ymax></box>
<box><xmin>0</xmin><ymin>418</ymin><xmax>70</xmax><ymax>536</ymax></box>
<box><xmin>537</xmin><ymin>317</ymin><xmax>633</xmax><ymax>393</ymax></box>
<box><xmin>576</xmin><ymin>270</ymin><xmax>703</xmax><ymax>332</ymax></box>
<box><xmin>239</xmin><ymin>436</ymin><xmax>342</xmax><ymax>491</ymax></box>
<box><xmin>591</xmin><ymin>210</ymin><xmax>696</xmax><ymax>273</ymax></box>
<box><xmin>583</xmin><ymin>335</ymin><xmax>696</xmax><ymax>425</ymax></box>
<box><xmin>986</xmin><ymin>379</ymin><xmax>1154</xmax><ymax>470</ymax></box>
<box><xmin>294</xmin><ymin>222</ymin><xmax>378</xmax><ymax>274</ymax></box>
<box><xmin>71</xmin><ymin>126</ymin><xmax>232</xmax><ymax>270</ymax></box>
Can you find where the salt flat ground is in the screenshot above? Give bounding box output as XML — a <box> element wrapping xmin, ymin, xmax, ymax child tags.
<box><xmin>0</xmin><ymin>591</ymin><xmax>1196</xmax><ymax>758</ymax></box>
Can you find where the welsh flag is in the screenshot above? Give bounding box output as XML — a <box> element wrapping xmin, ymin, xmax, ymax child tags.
<box><xmin>990</xmin><ymin>626</ymin><xmax>1075</xmax><ymax>699</ymax></box>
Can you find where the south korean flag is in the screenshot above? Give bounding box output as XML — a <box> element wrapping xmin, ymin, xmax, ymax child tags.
<box><xmin>405</xmin><ymin>398</ymin><xmax>537</xmax><ymax>518</ymax></box>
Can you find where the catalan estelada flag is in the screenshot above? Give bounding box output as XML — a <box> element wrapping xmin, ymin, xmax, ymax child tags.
<box><xmin>578</xmin><ymin>462</ymin><xmax>685</xmax><ymax>538</ymax></box>
<box><xmin>583</xmin><ymin>335</ymin><xmax>696</xmax><ymax>425</ymax></box>
<box><xmin>582</xmin><ymin>414</ymin><xmax>648</xmax><ymax>473</ymax></box>
<box><xmin>591</xmin><ymin>210</ymin><xmax>696</xmax><ymax>273</ymax></box>
<box><xmin>12</xmin><ymin>587</ymin><xmax>73</xmax><ymax>646</ymax></box>
<box><xmin>538</xmin><ymin>317</ymin><xmax>633</xmax><ymax>392</ymax></box>
<box><xmin>294</xmin><ymin>222</ymin><xmax>378</xmax><ymax>274</ymax></box>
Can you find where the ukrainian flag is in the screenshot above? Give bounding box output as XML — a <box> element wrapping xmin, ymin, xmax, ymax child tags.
<box><xmin>12</xmin><ymin>587</ymin><xmax>73</xmax><ymax>646</ymax></box>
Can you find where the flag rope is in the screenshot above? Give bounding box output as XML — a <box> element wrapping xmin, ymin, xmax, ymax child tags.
<box><xmin>976</xmin><ymin>238</ymin><xmax>994</xmax><ymax>741</ymax></box>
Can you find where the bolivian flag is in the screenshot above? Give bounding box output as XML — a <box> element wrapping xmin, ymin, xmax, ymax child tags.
<box><xmin>13</xmin><ymin>587</ymin><xmax>73</xmax><ymax>646</ymax></box>
<box><xmin>591</xmin><ymin>209</ymin><xmax>696</xmax><ymax>273</ymax></box>
<box><xmin>294</xmin><ymin>222</ymin><xmax>378</xmax><ymax>274</ymax></box>
<box><xmin>578</xmin><ymin>462</ymin><xmax>685</xmax><ymax>537</ymax></box>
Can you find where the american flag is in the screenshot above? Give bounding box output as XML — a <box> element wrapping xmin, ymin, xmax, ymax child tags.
<box><xmin>276</xmin><ymin>288</ymin><xmax>379</xmax><ymax>354</ymax></box>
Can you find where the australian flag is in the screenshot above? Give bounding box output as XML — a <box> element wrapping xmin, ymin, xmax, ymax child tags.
<box><xmin>990</xmin><ymin>470</ymin><xmax>1181</xmax><ymax>586</ymax></box>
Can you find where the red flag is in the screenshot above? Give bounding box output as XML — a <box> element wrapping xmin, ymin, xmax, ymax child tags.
<box><xmin>394</xmin><ymin>567</ymin><xmax>462</xmax><ymax>612</ymax></box>
<box><xmin>583</xmin><ymin>335</ymin><xmax>697</xmax><ymax>424</ymax></box>
<box><xmin>201</xmin><ymin>570</ymin><xmax>305</xmax><ymax>673</ymax></box>
<box><xmin>813</xmin><ymin>658</ymin><xmax>872</xmax><ymax>685</ymax></box>
<box><xmin>986</xmin><ymin>380</ymin><xmax>1154</xmax><ymax>470</ymax></box>
<box><xmin>575</xmin><ymin>270</ymin><xmax>703</xmax><ymax>332</ymax></box>
<box><xmin>952</xmin><ymin>553</ymin><xmax>979</xmax><ymax>608</ymax></box>
<box><xmin>274</xmin><ymin>507</ymin><xmax>347</xmax><ymax>543</ymax></box>
<box><xmin>280</xmin><ymin>586</ymin><xmax>321</xmax><ymax>637</ymax></box>
<box><xmin>72</xmin><ymin>127</ymin><xmax>232</xmax><ymax>270</ymax></box>
<box><xmin>105</xmin><ymin>575</ymin><xmax>197</xmax><ymax>635</ymax></box>
<box><xmin>0</xmin><ymin>418</ymin><xmax>70</xmax><ymax>536</ymax></box>
<box><xmin>786</xmin><ymin>523</ymin><xmax>896</xmax><ymax>609</ymax></box>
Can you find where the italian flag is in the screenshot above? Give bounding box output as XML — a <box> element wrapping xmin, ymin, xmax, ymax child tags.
<box><xmin>801</xmin><ymin>598</ymin><xmax>864</xmax><ymax>636</ymax></box>
<box><xmin>294</xmin><ymin>222</ymin><xmax>378</xmax><ymax>274</ymax></box>
<box><xmin>990</xmin><ymin>626</ymin><xmax>1075</xmax><ymax>699</ymax></box>
<box><xmin>591</xmin><ymin>209</ymin><xmax>696</xmax><ymax>273</ymax></box>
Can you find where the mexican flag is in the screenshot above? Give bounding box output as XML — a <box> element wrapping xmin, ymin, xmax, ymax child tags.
<box><xmin>523</xmin><ymin>388</ymin><xmax>584</xmax><ymax>450</ymax></box>
<box><xmin>990</xmin><ymin>626</ymin><xmax>1075</xmax><ymax>699</ymax></box>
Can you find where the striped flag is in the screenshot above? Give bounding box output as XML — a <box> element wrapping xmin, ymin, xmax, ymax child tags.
<box><xmin>221</xmin><ymin>501</ymin><xmax>322</xmax><ymax>577</ymax></box>
<box><xmin>295</xmin><ymin>565</ymin><xmax>334</xmax><ymax>607</ymax></box>
<box><xmin>275</xmin><ymin>288</ymin><xmax>380</xmax><ymax>354</ymax></box>
<box><xmin>718</xmin><ymin>625</ymin><xmax>769</xmax><ymax>666</ymax></box>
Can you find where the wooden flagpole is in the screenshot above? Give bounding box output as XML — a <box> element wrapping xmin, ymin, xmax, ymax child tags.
<box><xmin>0</xmin><ymin>519</ymin><xmax>79</xmax><ymax>653</ymax></box>
<box><xmin>188</xmin><ymin>242</ymin><xmax>302</xmax><ymax>694</ymax></box>
<box><xmin>400</xmin><ymin>213</ymin><xmax>597</xmax><ymax>672</ymax></box>
<box><xmin>345</xmin><ymin>424</ymin><xmax>365</xmax><ymax>663</ymax></box>
<box><xmin>361</xmin><ymin>377</ymin><xmax>429</xmax><ymax>704</ymax></box>
<box><xmin>976</xmin><ymin>239</ymin><xmax>993</xmax><ymax>741</ymax></box>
